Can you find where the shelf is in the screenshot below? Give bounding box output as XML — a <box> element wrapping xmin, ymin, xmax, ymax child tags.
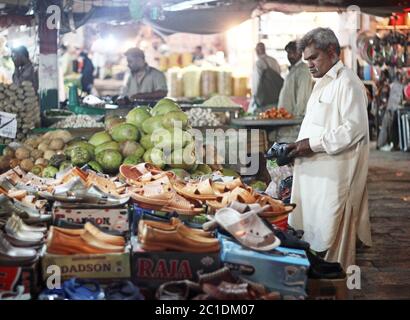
<box><xmin>180</xmin><ymin>105</ymin><xmax>243</xmax><ymax>112</ymax></box>
<box><xmin>231</xmin><ymin>117</ymin><xmax>303</xmax><ymax>128</ymax></box>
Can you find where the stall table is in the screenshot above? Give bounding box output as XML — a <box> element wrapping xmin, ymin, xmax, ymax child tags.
<box><xmin>231</xmin><ymin>116</ymin><xmax>303</xmax><ymax>144</ymax></box>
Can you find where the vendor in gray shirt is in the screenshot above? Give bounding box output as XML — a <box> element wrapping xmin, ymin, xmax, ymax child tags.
<box><xmin>119</xmin><ymin>47</ymin><xmax>167</xmax><ymax>102</ymax></box>
<box><xmin>11</xmin><ymin>46</ymin><xmax>38</xmax><ymax>92</ymax></box>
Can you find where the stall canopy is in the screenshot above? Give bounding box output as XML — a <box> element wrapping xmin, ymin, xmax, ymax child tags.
<box><xmin>0</xmin><ymin>0</ymin><xmax>409</xmax><ymax>34</ymax></box>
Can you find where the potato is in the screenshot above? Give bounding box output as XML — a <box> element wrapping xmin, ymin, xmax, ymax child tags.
<box><xmin>23</xmin><ymin>144</ymin><xmax>34</xmax><ymax>152</ymax></box>
<box><xmin>38</xmin><ymin>141</ymin><xmax>50</xmax><ymax>152</ymax></box>
<box><xmin>25</xmin><ymin>137</ymin><xmax>40</xmax><ymax>148</ymax></box>
<box><xmin>20</xmin><ymin>159</ymin><xmax>34</xmax><ymax>172</ymax></box>
<box><xmin>3</xmin><ymin>146</ymin><xmax>15</xmax><ymax>158</ymax></box>
<box><xmin>43</xmin><ymin>150</ymin><xmax>56</xmax><ymax>160</ymax></box>
<box><xmin>35</xmin><ymin>158</ymin><xmax>48</xmax><ymax>166</ymax></box>
<box><xmin>42</xmin><ymin>132</ymin><xmax>53</xmax><ymax>140</ymax></box>
<box><xmin>9</xmin><ymin>158</ymin><xmax>20</xmax><ymax>168</ymax></box>
<box><xmin>49</xmin><ymin>138</ymin><xmax>65</xmax><ymax>151</ymax></box>
<box><xmin>15</xmin><ymin>147</ymin><xmax>30</xmax><ymax>160</ymax></box>
<box><xmin>52</xmin><ymin>130</ymin><xmax>73</xmax><ymax>143</ymax></box>
<box><xmin>0</xmin><ymin>156</ymin><xmax>10</xmax><ymax>172</ymax></box>
<box><xmin>30</xmin><ymin>149</ymin><xmax>43</xmax><ymax>160</ymax></box>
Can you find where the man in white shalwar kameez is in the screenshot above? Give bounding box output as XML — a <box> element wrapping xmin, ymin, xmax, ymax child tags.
<box><xmin>287</xmin><ymin>28</ymin><xmax>372</xmax><ymax>270</ymax></box>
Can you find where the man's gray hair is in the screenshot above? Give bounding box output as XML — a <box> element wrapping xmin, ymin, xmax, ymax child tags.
<box><xmin>298</xmin><ymin>27</ymin><xmax>341</xmax><ymax>55</ymax></box>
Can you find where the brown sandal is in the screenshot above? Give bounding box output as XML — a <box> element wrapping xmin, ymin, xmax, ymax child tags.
<box><xmin>213</xmin><ymin>178</ymin><xmax>244</xmax><ymax>193</ymax></box>
<box><xmin>256</xmin><ymin>195</ymin><xmax>296</xmax><ymax>217</ymax></box>
<box><xmin>130</xmin><ymin>182</ymin><xmax>175</xmax><ymax>207</ymax></box>
<box><xmin>173</xmin><ymin>179</ymin><xmax>219</xmax><ymax>200</ymax></box>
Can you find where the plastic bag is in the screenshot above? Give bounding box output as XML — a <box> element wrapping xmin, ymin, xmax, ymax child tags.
<box><xmin>265</xmin><ymin>159</ymin><xmax>293</xmax><ymax>198</ymax></box>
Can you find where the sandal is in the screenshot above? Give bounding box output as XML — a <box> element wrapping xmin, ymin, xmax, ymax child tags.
<box><xmin>173</xmin><ymin>179</ymin><xmax>219</xmax><ymax>200</ymax></box>
<box><xmin>256</xmin><ymin>195</ymin><xmax>296</xmax><ymax>217</ymax></box>
<box><xmin>130</xmin><ymin>182</ymin><xmax>175</xmax><ymax>207</ymax></box>
<box><xmin>206</xmin><ymin>187</ymin><xmax>257</xmax><ymax>212</ymax></box>
<box><xmin>119</xmin><ymin>163</ymin><xmax>163</xmax><ymax>184</ymax></box>
<box><xmin>214</xmin><ymin>207</ymin><xmax>280</xmax><ymax>251</ymax></box>
<box><xmin>86</xmin><ymin>172</ymin><xmax>121</xmax><ymax>196</ymax></box>
<box><xmin>213</xmin><ymin>178</ymin><xmax>244</xmax><ymax>193</ymax></box>
<box><xmin>161</xmin><ymin>192</ymin><xmax>204</xmax><ymax>216</ymax></box>
<box><xmin>62</xmin><ymin>278</ymin><xmax>105</xmax><ymax>300</ymax></box>
<box><xmin>104</xmin><ymin>280</ymin><xmax>144</xmax><ymax>300</ymax></box>
<box><xmin>156</xmin><ymin>280</ymin><xmax>202</xmax><ymax>300</ymax></box>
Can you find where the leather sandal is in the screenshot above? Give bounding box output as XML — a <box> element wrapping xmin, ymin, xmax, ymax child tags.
<box><xmin>213</xmin><ymin>178</ymin><xmax>244</xmax><ymax>193</ymax></box>
<box><xmin>173</xmin><ymin>179</ymin><xmax>219</xmax><ymax>200</ymax></box>
<box><xmin>202</xmin><ymin>282</ymin><xmax>258</xmax><ymax>300</ymax></box>
<box><xmin>161</xmin><ymin>192</ymin><xmax>204</xmax><ymax>216</ymax></box>
<box><xmin>105</xmin><ymin>280</ymin><xmax>144</xmax><ymax>300</ymax></box>
<box><xmin>197</xmin><ymin>267</ymin><xmax>237</xmax><ymax>285</ymax></box>
<box><xmin>215</xmin><ymin>207</ymin><xmax>281</xmax><ymax>251</ymax></box>
<box><xmin>130</xmin><ymin>182</ymin><xmax>175</xmax><ymax>207</ymax></box>
<box><xmin>156</xmin><ymin>280</ymin><xmax>202</xmax><ymax>300</ymax></box>
<box><xmin>206</xmin><ymin>187</ymin><xmax>257</xmax><ymax>212</ymax></box>
<box><xmin>85</xmin><ymin>172</ymin><xmax>121</xmax><ymax>196</ymax></box>
<box><xmin>256</xmin><ymin>195</ymin><xmax>296</xmax><ymax>217</ymax></box>
<box><xmin>120</xmin><ymin>163</ymin><xmax>164</xmax><ymax>184</ymax></box>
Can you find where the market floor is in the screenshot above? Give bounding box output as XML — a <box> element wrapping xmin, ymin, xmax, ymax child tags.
<box><xmin>354</xmin><ymin>143</ymin><xmax>410</xmax><ymax>300</ymax></box>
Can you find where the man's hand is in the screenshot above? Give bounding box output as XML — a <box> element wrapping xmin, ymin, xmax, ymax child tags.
<box><xmin>287</xmin><ymin>138</ymin><xmax>314</xmax><ymax>158</ymax></box>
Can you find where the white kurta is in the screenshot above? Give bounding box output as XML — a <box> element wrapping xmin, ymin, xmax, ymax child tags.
<box><xmin>289</xmin><ymin>61</ymin><xmax>372</xmax><ymax>270</ymax></box>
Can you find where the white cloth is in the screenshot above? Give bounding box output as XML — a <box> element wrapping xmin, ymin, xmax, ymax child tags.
<box><xmin>289</xmin><ymin>61</ymin><xmax>372</xmax><ymax>270</ymax></box>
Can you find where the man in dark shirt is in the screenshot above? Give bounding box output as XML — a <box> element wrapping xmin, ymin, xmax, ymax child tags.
<box><xmin>79</xmin><ymin>51</ymin><xmax>95</xmax><ymax>94</ymax></box>
<box><xmin>11</xmin><ymin>46</ymin><xmax>38</xmax><ymax>92</ymax></box>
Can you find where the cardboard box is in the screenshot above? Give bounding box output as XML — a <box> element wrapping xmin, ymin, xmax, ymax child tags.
<box><xmin>130</xmin><ymin>204</ymin><xmax>170</xmax><ymax>235</ymax></box>
<box><xmin>41</xmin><ymin>249</ymin><xmax>131</xmax><ymax>281</ymax></box>
<box><xmin>0</xmin><ymin>260</ymin><xmax>41</xmax><ymax>299</ymax></box>
<box><xmin>52</xmin><ymin>204</ymin><xmax>130</xmax><ymax>232</ymax></box>
<box><xmin>131</xmin><ymin>237</ymin><xmax>221</xmax><ymax>290</ymax></box>
<box><xmin>219</xmin><ymin>235</ymin><xmax>309</xmax><ymax>298</ymax></box>
<box><xmin>307</xmin><ymin>278</ymin><xmax>349</xmax><ymax>300</ymax></box>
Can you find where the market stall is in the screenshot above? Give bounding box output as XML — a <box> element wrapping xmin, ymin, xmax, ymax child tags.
<box><xmin>0</xmin><ymin>98</ymin><xmax>348</xmax><ymax>301</ymax></box>
<box><xmin>0</xmin><ymin>0</ymin><xmax>409</xmax><ymax>302</ymax></box>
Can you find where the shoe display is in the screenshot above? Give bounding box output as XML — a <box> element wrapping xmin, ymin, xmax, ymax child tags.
<box><xmin>0</xmin><ymin>158</ymin><xmax>350</xmax><ymax>301</ymax></box>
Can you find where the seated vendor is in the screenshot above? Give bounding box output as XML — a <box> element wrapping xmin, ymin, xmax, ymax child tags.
<box><xmin>11</xmin><ymin>45</ymin><xmax>38</xmax><ymax>92</ymax></box>
<box><xmin>119</xmin><ymin>47</ymin><xmax>167</xmax><ymax>102</ymax></box>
